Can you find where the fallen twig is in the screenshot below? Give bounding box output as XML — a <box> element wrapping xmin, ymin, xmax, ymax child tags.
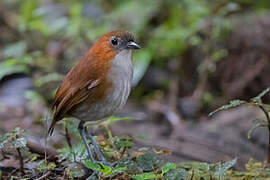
<box><xmin>16</xmin><ymin>148</ymin><xmax>24</xmax><ymax>172</ymax></box>
<box><xmin>26</xmin><ymin>140</ymin><xmax>58</xmax><ymax>160</ymax></box>
<box><xmin>258</xmin><ymin>105</ymin><xmax>270</xmax><ymax>163</ymax></box>
<box><xmin>36</xmin><ymin>171</ymin><xmax>51</xmax><ymax>180</ymax></box>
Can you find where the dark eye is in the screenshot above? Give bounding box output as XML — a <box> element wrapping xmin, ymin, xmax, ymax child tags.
<box><xmin>110</xmin><ymin>37</ymin><xmax>118</xmax><ymax>46</ymax></box>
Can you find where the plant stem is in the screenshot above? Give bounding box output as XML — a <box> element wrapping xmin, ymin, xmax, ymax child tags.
<box><xmin>16</xmin><ymin>148</ymin><xmax>24</xmax><ymax>172</ymax></box>
<box><xmin>258</xmin><ymin>105</ymin><xmax>270</xmax><ymax>163</ymax></box>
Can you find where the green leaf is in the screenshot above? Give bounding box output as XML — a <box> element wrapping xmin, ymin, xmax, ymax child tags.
<box><xmin>113</xmin><ymin>135</ymin><xmax>134</xmax><ymax>150</ymax></box>
<box><xmin>163</xmin><ymin>169</ymin><xmax>188</xmax><ymax>180</ymax></box>
<box><xmin>20</xmin><ymin>0</ymin><xmax>39</xmax><ymax>22</ymax></box>
<box><xmin>34</xmin><ymin>73</ymin><xmax>64</xmax><ymax>87</ymax></box>
<box><xmin>0</xmin><ymin>128</ymin><xmax>27</xmax><ymax>149</ymax></box>
<box><xmin>110</xmin><ymin>166</ymin><xmax>128</xmax><ymax>174</ymax></box>
<box><xmin>222</xmin><ymin>158</ymin><xmax>237</xmax><ymax>170</ymax></box>
<box><xmin>136</xmin><ymin>153</ymin><xmax>162</xmax><ymax>172</ymax></box>
<box><xmin>58</xmin><ymin>142</ymin><xmax>86</xmax><ymax>162</ymax></box>
<box><xmin>131</xmin><ymin>172</ymin><xmax>157</xmax><ymax>180</ymax></box>
<box><xmin>209</xmin><ymin>100</ymin><xmax>246</xmax><ymax>116</ymax></box>
<box><xmin>3</xmin><ymin>41</ymin><xmax>27</xmax><ymax>58</ymax></box>
<box><xmin>161</xmin><ymin>162</ymin><xmax>177</xmax><ymax>175</ymax></box>
<box><xmin>213</xmin><ymin>158</ymin><xmax>237</xmax><ymax>179</ymax></box>
<box><xmin>84</xmin><ymin>160</ymin><xmax>113</xmax><ymax>175</ymax></box>
<box><xmin>116</xmin><ymin>158</ymin><xmax>141</xmax><ymax>173</ymax></box>
<box><xmin>0</xmin><ymin>60</ymin><xmax>30</xmax><ymax>80</ymax></box>
<box><xmin>14</xmin><ymin>137</ymin><xmax>27</xmax><ymax>149</ymax></box>
<box><xmin>107</xmin><ymin>116</ymin><xmax>133</xmax><ymax>122</ymax></box>
<box><xmin>35</xmin><ymin>160</ymin><xmax>56</xmax><ymax>173</ymax></box>
<box><xmin>24</xmin><ymin>90</ymin><xmax>45</xmax><ymax>110</ymax></box>
<box><xmin>211</xmin><ymin>49</ymin><xmax>228</xmax><ymax>62</ymax></box>
<box><xmin>84</xmin><ymin>160</ymin><xmax>104</xmax><ymax>172</ymax></box>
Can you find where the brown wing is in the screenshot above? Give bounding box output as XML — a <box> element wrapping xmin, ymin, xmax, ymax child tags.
<box><xmin>47</xmin><ymin>53</ymin><xmax>110</xmax><ymax>135</ymax></box>
<box><xmin>48</xmin><ymin>77</ymin><xmax>100</xmax><ymax>135</ymax></box>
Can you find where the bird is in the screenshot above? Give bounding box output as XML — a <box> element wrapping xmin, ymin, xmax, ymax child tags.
<box><xmin>48</xmin><ymin>30</ymin><xmax>140</xmax><ymax>167</ymax></box>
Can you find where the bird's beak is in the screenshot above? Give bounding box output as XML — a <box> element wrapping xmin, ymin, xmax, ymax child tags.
<box><xmin>127</xmin><ymin>41</ymin><xmax>141</xmax><ymax>49</ymax></box>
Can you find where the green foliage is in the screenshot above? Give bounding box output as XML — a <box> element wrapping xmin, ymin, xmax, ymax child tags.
<box><xmin>210</xmin><ymin>87</ymin><xmax>270</xmax><ymax>117</ymax></box>
<box><xmin>112</xmin><ymin>135</ymin><xmax>134</xmax><ymax>150</ymax></box>
<box><xmin>0</xmin><ymin>58</ymin><xmax>31</xmax><ymax>81</ymax></box>
<box><xmin>230</xmin><ymin>158</ymin><xmax>270</xmax><ymax>179</ymax></box>
<box><xmin>161</xmin><ymin>162</ymin><xmax>177</xmax><ymax>175</ymax></box>
<box><xmin>210</xmin><ymin>87</ymin><xmax>270</xmax><ymax>141</ymax></box>
<box><xmin>163</xmin><ymin>169</ymin><xmax>188</xmax><ymax>180</ymax></box>
<box><xmin>213</xmin><ymin>158</ymin><xmax>237</xmax><ymax>179</ymax></box>
<box><xmin>0</xmin><ymin>128</ymin><xmax>27</xmax><ymax>150</ymax></box>
<box><xmin>136</xmin><ymin>153</ymin><xmax>162</xmax><ymax>172</ymax></box>
<box><xmin>54</xmin><ymin>121</ymin><xmax>236</xmax><ymax>180</ymax></box>
<box><xmin>106</xmin><ymin>116</ymin><xmax>133</xmax><ymax>123</ymax></box>
<box><xmin>24</xmin><ymin>90</ymin><xmax>45</xmax><ymax>109</ymax></box>
<box><xmin>34</xmin><ymin>73</ymin><xmax>64</xmax><ymax>87</ymax></box>
<box><xmin>178</xmin><ymin>158</ymin><xmax>237</xmax><ymax>180</ymax></box>
<box><xmin>2</xmin><ymin>128</ymin><xmax>270</xmax><ymax>179</ymax></box>
<box><xmin>58</xmin><ymin>142</ymin><xmax>87</xmax><ymax>162</ymax></box>
<box><xmin>3</xmin><ymin>41</ymin><xmax>27</xmax><ymax>58</ymax></box>
<box><xmin>1</xmin><ymin>0</ymin><xmax>268</xmax><ymax>104</ymax></box>
<box><xmin>209</xmin><ymin>99</ymin><xmax>246</xmax><ymax>116</ymax></box>
<box><xmin>0</xmin><ymin>0</ymin><xmax>244</xmax><ymax>91</ymax></box>
<box><xmin>35</xmin><ymin>160</ymin><xmax>56</xmax><ymax>173</ymax></box>
<box><xmin>131</xmin><ymin>172</ymin><xmax>157</xmax><ymax>180</ymax></box>
<box><xmin>84</xmin><ymin>160</ymin><xmax>127</xmax><ymax>177</ymax></box>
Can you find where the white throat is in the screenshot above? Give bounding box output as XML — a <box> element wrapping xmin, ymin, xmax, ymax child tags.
<box><xmin>106</xmin><ymin>49</ymin><xmax>133</xmax><ymax>110</ymax></box>
<box><xmin>109</xmin><ymin>49</ymin><xmax>133</xmax><ymax>81</ymax></box>
<box><xmin>113</xmin><ymin>50</ymin><xmax>132</xmax><ymax>69</ymax></box>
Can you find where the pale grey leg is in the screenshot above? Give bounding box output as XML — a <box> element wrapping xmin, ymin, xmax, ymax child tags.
<box><xmin>78</xmin><ymin>121</ymin><xmax>96</xmax><ymax>163</ymax></box>
<box><xmin>85</xmin><ymin>126</ymin><xmax>110</xmax><ymax>165</ymax></box>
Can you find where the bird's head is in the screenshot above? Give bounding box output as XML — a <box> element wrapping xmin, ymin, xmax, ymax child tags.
<box><xmin>90</xmin><ymin>30</ymin><xmax>140</xmax><ymax>61</ymax></box>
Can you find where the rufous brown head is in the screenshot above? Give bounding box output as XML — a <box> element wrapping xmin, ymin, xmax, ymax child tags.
<box><xmin>89</xmin><ymin>30</ymin><xmax>140</xmax><ymax>61</ymax></box>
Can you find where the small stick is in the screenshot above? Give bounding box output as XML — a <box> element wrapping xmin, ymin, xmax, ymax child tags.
<box><xmin>120</xmin><ymin>147</ymin><xmax>126</xmax><ymax>159</ymax></box>
<box><xmin>65</xmin><ymin>126</ymin><xmax>76</xmax><ymax>162</ymax></box>
<box><xmin>36</xmin><ymin>171</ymin><xmax>51</xmax><ymax>180</ymax></box>
<box><xmin>65</xmin><ymin>126</ymin><xmax>73</xmax><ymax>149</ymax></box>
<box><xmin>16</xmin><ymin>148</ymin><xmax>24</xmax><ymax>172</ymax></box>
<box><xmin>258</xmin><ymin>105</ymin><xmax>270</xmax><ymax>163</ymax></box>
<box><xmin>44</xmin><ymin>115</ymin><xmax>50</xmax><ymax>169</ymax></box>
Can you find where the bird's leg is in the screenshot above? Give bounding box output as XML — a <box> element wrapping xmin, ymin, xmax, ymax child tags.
<box><xmin>84</xmin><ymin>126</ymin><xmax>113</xmax><ymax>166</ymax></box>
<box><xmin>78</xmin><ymin>122</ymin><xmax>104</xmax><ymax>179</ymax></box>
<box><xmin>78</xmin><ymin>121</ymin><xmax>96</xmax><ymax>163</ymax></box>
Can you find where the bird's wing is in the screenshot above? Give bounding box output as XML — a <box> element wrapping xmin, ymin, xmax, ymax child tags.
<box><xmin>47</xmin><ymin>45</ymin><xmax>112</xmax><ymax>135</ymax></box>
<box><xmin>48</xmin><ymin>71</ymin><xmax>101</xmax><ymax>135</ymax></box>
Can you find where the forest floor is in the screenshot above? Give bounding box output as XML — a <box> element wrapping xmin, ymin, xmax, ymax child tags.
<box><xmin>0</xmin><ymin>76</ymin><xmax>267</xmax><ymax>173</ymax></box>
